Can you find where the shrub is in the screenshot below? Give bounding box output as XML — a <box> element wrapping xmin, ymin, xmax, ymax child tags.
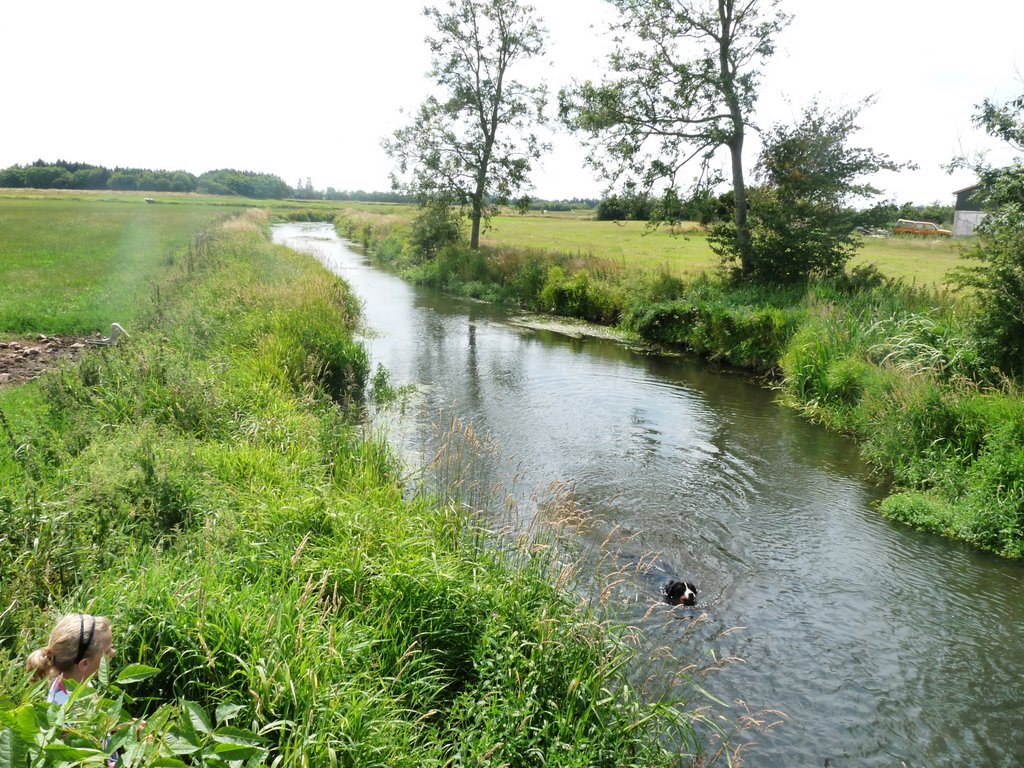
<box><xmin>510</xmin><ymin>256</ymin><xmax>548</xmax><ymax>305</ymax></box>
<box><xmin>959</xmin><ymin>422</ymin><xmax>1024</xmax><ymax>557</ymax></box>
<box><xmin>408</xmin><ymin>199</ymin><xmax>464</xmax><ymax>262</ymax></box>
<box><xmin>538</xmin><ymin>268</ymin><xmax>622</xmax><ymax>324</ymax></box>
<box><xmin>879</xmin><ymin>491</ymin><xmax>958</xmax><ymax>535</ymax></box>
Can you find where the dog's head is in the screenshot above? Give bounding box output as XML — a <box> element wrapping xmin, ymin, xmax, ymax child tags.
<box><xmin>664</xmin><ymin>580</ymin><xmax>697</xmax><ymax>606</ymax></box>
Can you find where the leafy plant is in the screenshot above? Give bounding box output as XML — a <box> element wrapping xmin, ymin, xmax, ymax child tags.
<box><xmin>0</xmin><ymin>662</ymin><xmax>269</xmax><ymax>768</ymax></box>
<box><xmin>950</xmin><ymin>89</ymin><xmax>1024</xmax><ymax>378</ymax></box>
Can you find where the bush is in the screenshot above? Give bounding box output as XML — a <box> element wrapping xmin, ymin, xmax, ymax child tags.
<box><xmin>951</xmin><ymin>90</ymin><xmax>1024</xmax><ymax>378</ymax></box>
<box><xmin>879</xmin><ymin>491</ymin><xmax>958</xmax><ymax>535</ymax></box>
<box><xmin>716</xmin><ymin>100</ymin><xmax>904</xmax><ymax>283</ymax></box>
<box><xmin>504</xmin><ymin>256</ymin><xmax>546</xmax><ymax>305</ymax></box>
<box><xmin>409</xmin><ymin>200</ymin><xmax>464</xmax><ymax>261</ymax></box>
<box><xmin>625</xmin><ymin>293</ymin><xmax>800</xmax><ymax>372</ymax></box>
<box><xmin>538</xmin><ymin>267</ymin><xmax>622</xmax><ymax>324</ymax></box>
<box><xmin>959</xmin><ymin>420</ymin><xmax>1024</xmax><ymax>557</ymax></box>
<box><xmin>879</xmin><ymin>415</ymin><xmax>1024</xmax><ymax>558</ymax></box>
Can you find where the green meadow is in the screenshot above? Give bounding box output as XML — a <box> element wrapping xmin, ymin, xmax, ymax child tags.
<box><xmin>0</xmin><ymin>193</ymin><xmax>229</xmax><ymax>334</ymax></box>
<box><xmin>0</xmin><ymin>193</ymin><xmax>710</xmax><ymax>767</ymax></box>
<box><xmin>337</xmin><ymin>204</ymin><xmax>970</xmax><ymax>287</ymax></box>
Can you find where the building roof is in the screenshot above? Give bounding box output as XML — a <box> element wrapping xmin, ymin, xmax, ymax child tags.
<box><xmin>952</xmin><ymin>183</ymin><xmax>982</xmax><ymax>195</ymax></box>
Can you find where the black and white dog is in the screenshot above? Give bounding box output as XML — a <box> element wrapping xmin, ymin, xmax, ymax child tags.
<box><xmin>663</xmin><ymin>580</ymin><xmax>698</xmax><ymax>606</ymax></box>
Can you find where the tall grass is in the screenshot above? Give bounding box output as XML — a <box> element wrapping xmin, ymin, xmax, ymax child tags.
<box><xmin>778</xmin><ymin>283</ymin><xmax>1024</xmax><ymax>557</ymax></box>
<box><xmin>1</xmin><ymin>209</ymin><xmax>708</xmax><ymax>766</ymax></box>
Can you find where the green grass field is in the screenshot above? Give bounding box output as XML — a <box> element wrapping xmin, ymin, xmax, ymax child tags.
<box><xmin>850</xmin><ymin>234</ymin><xmax>972</xmax><ymax>285</ymax></box>
<box><xmin>335</xmin><ymin>203</ymin><xmax>973</xmax><ymax>287</ymax></box>
<box><xmin>483</xmin><ymin>212</ymin><xmax>972</xmax><ymax>285</ymax></box>
<box><xmin>0</xmin><ymin>192</ymin><xmax>229</xmax><ymax>334</ymax></box>
<box><xmin>481</xmin><ymin>214</ymin><xmax>714</xmax><ymax>273</ymax></box>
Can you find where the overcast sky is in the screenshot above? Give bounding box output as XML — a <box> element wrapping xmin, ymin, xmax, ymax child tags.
<box><xmin>3</xmin><ymin>0</ymin><xmax>1022</xmax><ymax>204</ymax></box>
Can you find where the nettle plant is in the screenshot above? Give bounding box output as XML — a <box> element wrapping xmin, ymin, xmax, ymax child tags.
<box><xmin>0</xmin><ymin>662</ymin><xmax>269</xmax><ymax>768</ymax></box>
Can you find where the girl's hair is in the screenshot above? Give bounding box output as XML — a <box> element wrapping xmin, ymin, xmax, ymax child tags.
<box><xmin>25</xmin><ymin>613</ymin><xmax>112</xmax><ymax>682</ymax></box>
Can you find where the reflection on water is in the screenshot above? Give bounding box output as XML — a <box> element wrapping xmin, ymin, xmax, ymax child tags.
<box><xmin>274</xmin><ymin>223</ymin><xmax>1024</xmax><ymax>768</ymax></box>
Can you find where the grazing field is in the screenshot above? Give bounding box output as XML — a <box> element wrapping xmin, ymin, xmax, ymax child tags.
<box><xmin>483</xmin><ymin>212</ymin><xmax>971</xmax><ymax>285</ymax></box>
<box><xmin>0</xmin><ymin>193</ymin><xmax>230</xmax><ymax>334</ymax></box>
<box><xmin>0</xmin><ymin>190</ymin><xmax>374</xmax><ymax>336</ymax></box>
<box><xmin>481</xmin><ymin>214</ymin><xmax>714</xmax><ymax>274</ymax></box>
<box><xmin>849</xmin><ymin>233</ymin><xmax>972</xmax><ymax>285</ymax></box>
<box><xmin>335</xmin><ymin>204</ymin><xmax>972</xmax><ymax>286</ymax></box>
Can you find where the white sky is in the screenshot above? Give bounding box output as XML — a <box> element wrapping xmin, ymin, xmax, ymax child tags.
<box><xmin>2</xmin><ymin>0</ymin><xmax>1022</xmax><ymax>204</ymax></box>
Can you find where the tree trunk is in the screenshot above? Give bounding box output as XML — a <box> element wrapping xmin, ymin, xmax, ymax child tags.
<box><xmin>470</xmin><ymin>206</ymin><xmax>482</xmax><ymax>249</ymax></box>
<box><xmin>470</xmin><ymin>165</ymin><xmax>488</xmax><ymax>249</ymax></box>
<box><xmin>719</xmin><ymin>0</ymin><xmax>752</xmax><ymax>278</ymax></box>
<box><xmin>729</xmin><ymin>133</ymin><xmax>751</xmax><ymax>277</ymax></box>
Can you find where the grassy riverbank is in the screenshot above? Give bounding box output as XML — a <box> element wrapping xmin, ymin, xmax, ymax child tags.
<box><xmin>0</xmin><ymin>198</ymin><xmax>711</xmax><ymax>766</ymax></box>
<box><xmin>339</xmin><ymin>208</ymin><xmax>1024</xmax><ymax>560</ymax></box>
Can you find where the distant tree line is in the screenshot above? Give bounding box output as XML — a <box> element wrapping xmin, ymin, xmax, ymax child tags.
<box><xmin>0</xmin><ymin>159</ymin><xmax>291</xmax><ymax>199</ymax></box>
<box><xmin>322</xmin><ymin>188</ymin><xmax>418</xmax><ymax>203</ymax></box>
<box><xmin>595</xmin><ymin>184</ymin><xmax>732</xmax><ymax>224</ymax></box>
<box><xmin>526</xmin><ymin>198</ymin><xmax>598</xmax><ymax>212</ymax></box>
<box><xmin>316</xmin><ymin>184</ymin><xmax>596</xmax><ymax>211</ymax></box>
<box><xmin>889</xmin><ymin>201</ymin><xmax>955</xmax><ymax>227</ymax></box>
<box><xmin>0</xmin><ymin>159</ymin><xmax>600</xmax><ymax>208</ymax></box>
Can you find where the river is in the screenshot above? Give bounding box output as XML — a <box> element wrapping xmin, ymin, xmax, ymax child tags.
<box><xmin>273</xmin><ymin>222</ymin><xmax>1024</xmax><ymax>768</ymax></box>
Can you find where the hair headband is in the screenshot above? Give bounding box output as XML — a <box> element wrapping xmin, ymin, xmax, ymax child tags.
<box><xmin>74</xmin><ymin>614</ymin><xmax>96</xmax><ymax>664</ymax></box>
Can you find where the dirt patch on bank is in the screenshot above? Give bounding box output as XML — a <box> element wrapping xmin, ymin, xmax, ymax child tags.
<box><xmin>0</xmin><ymin>335</ymin><xmax>95</xmax><ymax>387</ymax></box>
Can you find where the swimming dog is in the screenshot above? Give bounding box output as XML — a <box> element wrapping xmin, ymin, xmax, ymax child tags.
<box><xmin>663</xmin><ymin>580</ymin><xmax>698</xmax><ymax>606</ymax></box>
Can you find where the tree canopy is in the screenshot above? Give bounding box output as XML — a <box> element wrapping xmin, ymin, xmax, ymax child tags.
<box><xmin>0</xmin><ymin>159</ymin><xmax>291</xmax><ymax>198</ymax></box>
<box><xmin>952</xmin><ymin>89</ymin><xmax>1024</xmax><ymax>378</ymax></box>
<box><xmin>384</xmin><ymin>0</ymin><xmax>549</xmax><ymax>250</ymax></box>
<box><xmin>559</xmin><ymin>0</ymin><xmax>790</xmax><ymax>277</ymax></box>
<box><xmin>716</xmin><ymin>99</ymin><xmax>905</xmax><ymax>282</ymax></box>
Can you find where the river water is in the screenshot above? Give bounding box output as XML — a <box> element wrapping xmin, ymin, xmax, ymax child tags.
<box><xmin>273</xmin><ymin>223</ymin><xmax>1024</xmax><ymax>768</ymax></box>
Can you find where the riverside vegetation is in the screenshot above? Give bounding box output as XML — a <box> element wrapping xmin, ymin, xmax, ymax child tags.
<box><xmin>338</xmin><ymin>205</ymin><xmax>1024</xmax><ymax>560</ymax></box>
<box><xmin>0</xmin><ymin>198</ymin><xmax>716</xmax><ymax>766</ymax></box>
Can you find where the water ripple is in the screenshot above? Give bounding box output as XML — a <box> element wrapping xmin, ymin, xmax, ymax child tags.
<box><xmin>273</xmin><ymin>223</ymin><xmax>1024</xmax><ymax>768</ymax></box>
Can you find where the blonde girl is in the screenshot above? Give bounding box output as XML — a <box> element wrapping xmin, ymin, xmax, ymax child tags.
<box><xmin>25</xmin><ymin>613</ymin><xmax>115</xmax><ymax>704</ymax></box>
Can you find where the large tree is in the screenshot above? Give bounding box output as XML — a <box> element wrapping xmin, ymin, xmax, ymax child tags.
<box><xmin>384</xmin><ymin>0</ymin><xmax>548</xmax><ymax>250</ymax></box>
<box><xmin>559</xmin><ymin>0</ymin><xmax>789</xmax><ymax>277</ymax></box>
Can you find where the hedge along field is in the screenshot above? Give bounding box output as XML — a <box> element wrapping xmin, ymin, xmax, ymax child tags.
<box><xmin>0</xmin><ymin>207</ymin><xmax>713</xmax><ymax>766</ymax></box>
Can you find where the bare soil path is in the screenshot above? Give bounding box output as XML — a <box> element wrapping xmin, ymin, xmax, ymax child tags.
<box><xmin>0</xmin><ymin>335</ymin><xmax>94</xmax><ymax>386</ymax></box>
